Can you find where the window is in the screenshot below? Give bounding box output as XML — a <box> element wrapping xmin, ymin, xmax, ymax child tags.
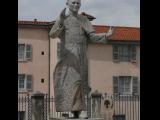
<box><xmin>113</xmin><ymin>45</ymin><xmax>136</xmax><ymax>62</ymax></box>
<box><xmin>18</xmin><ymin>74</ymin><xmax>25</xmax><ymax>89</ymax></box>
<box><xmin>18</xmin><ymin>74</ymin><xmax>33</xmax><ymax>91</ymax></box>
<box><xmin>113</xmin><ymin>76</ymin><xmax>139</xmax><ymax>95</ymax></box>
<box><xmin>118</xmin><ymin>46</ymin><xmax>131</xmax><ymax>61</ymax></box>
<box><xmin>18</xmin><ymin>44</ymin><xmax>25</xmax><ymax>60</ymax></box>
<box><xmin>119</xmin><ymin>76</ymin><xmax>131</xmax><ymax>94</ymax></box>
<box><xmin>18</xmin><ymin>44</ymin><xmax>32</xmax><ymax>61</ymax></box>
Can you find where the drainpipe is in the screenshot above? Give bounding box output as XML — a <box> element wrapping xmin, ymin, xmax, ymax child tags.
<box><xmin>47</xmin><ymin>27</ymin><xmax>51</xmax><ymax>117</ymax></box>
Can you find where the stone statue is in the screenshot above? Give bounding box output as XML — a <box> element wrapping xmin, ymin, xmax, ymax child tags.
<box><xmin>49</xmin><ymin>0</ymin><xmax>113</xmax><ymax>118</ymax></box>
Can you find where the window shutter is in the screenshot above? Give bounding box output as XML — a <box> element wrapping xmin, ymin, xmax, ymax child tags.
<box><xmin>113</xmin><ymin>76</ymin><xmax>119</xmax><ymax>94</ymax></box>
<box><xmin>26</xmin><ymin>75</ymin><xmax>33</xmax><ymax>91</ymax></box>
<box><xmin>113</xmin><ymin>46</ymin><xmax>119</xmax><ymax>62</ymax></box>
<box><xmin>26</xmin><ymin>44</ymin><xmax>32</xmax><ymax>61</ymax></box>
<box><xmin>131</xmin><ymin>46</ymin><xmax>136</xmax><ymax>63</ymax></box>
<box><xmin>132</xmin><ymin>76</ymin><xmax>138</xmax><ymax>95</ymax></box>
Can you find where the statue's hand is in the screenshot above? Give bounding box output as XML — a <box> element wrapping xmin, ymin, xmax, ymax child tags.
<box><xmin>106</xmin><ymin>26</ymin><xmax>114</xmax><ymax>38</ymax></box>
<box><xmin>59</xmin><ymin>8</ymin><xmax>66</xmax><ymax>26</ymax></box>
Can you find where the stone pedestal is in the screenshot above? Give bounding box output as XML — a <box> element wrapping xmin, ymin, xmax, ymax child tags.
<box><xmin>50</xmin><ymin>118</ymin><xmax>104</xmax><ymax>120</ymax></box>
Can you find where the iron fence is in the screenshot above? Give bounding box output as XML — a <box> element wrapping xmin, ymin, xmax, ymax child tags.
<box><xmin>18</xmin><ymin>93</ymin><xmax>140</xmax><ymax>120</ymax></box>
<box><xmin>18</xmin><ymin>93</ymin><xmax>48</xmax><ymax>120</ymax></box>
<box><xmin>18</xmin><ymin>93</ymin><xmax>31</xmax><ymax>120</ymax></box>
<box><xmin>103</xmin><ymin>94</ymin><xmax>140</xmax><ymax>120</ymax></box>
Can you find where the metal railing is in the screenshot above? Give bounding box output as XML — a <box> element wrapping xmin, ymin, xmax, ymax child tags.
<box><xmin>18</xmin><ymin>93</ymin><xmax>31</xmax><ymax>120</ymax></box>
<box><xmin>18</xmin><ymin>93</ymin><xmax>140</xmax><ymax>120</ymax></box>
<box><xmin>104</xmin><ymin>94</ymin><xmax>140</xmax><ymax>120</ymax></box>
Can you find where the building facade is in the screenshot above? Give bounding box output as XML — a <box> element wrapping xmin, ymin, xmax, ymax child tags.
<box><xmin>18</xmin><ymin>18</ymin><xmax>140</xmax><ymax>120</ymax></box>
<box><xmin>18</xmin><ymin>20</ymin><xmax>51</xmax><ymax>95</ymax></box>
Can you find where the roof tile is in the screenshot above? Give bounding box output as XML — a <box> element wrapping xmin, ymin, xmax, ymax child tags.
<box><xmin>18</xmin><ymin>20</ymin><xmax>140</xmax><ymax>41</ymax></box>
<box><xmin>93</xmin><ymin>25</ymin><xmax>140</xmax><ymax>41</ymax></box>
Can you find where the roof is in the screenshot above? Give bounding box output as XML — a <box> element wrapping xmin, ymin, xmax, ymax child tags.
<box><xmin>18</xmin><ymin>20</ymin><xmax>140</xmax><ymax>42</ymax></box>
<box><xmin>18</xmin><ymin>20</ymin><xmax>53</xmax><ymax>26</ymax></box>
<box><xmin>93</xmin><ymin>25</ymin><xmax>140</xmax><ymax>41</ymax></box>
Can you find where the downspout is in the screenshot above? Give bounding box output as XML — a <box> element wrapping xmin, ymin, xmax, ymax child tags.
<box><xmin>46</xmin><ymin>22</ymin><xmax>54</xmax><ymax>118</ymax></box>
<box><xmin>47</xmin><ymin>26</ymin><xmax>51</xmax><ymax>117</ymax></box>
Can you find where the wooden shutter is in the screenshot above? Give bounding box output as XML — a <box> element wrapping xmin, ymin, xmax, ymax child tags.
<box><xmin>113</xmin><ymin>76</ymin><xmax>119</xmax><ymax>94</ymax></box>
<box><xmin>26</xmin><ymin>75</ymin><xmax>33</xmax><ymax>91</ymax></box>
<box><xmin>26</xmin><ymin>44</ymin><xmax>32</xmax><ymax>61</ymax></box>
<box><xmin>132</xmin><ymin>76</ymin><xmax>139</xmax><ymax>95</ymax></box>
<box><xmin>113</xmin><ymin>46</ymin><xmax>119</xmax><ymax>62</ymax></box>
<box><xmin>131</xmin><ymin>46</ymin><xmax>136</xmax><ymax>63</ymax></box>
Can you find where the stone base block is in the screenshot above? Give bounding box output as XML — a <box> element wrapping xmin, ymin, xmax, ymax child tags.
<box><xmin>50</xmin><ymin>118</ymin><xmax>104</xmax><ymax>120</ymax></box>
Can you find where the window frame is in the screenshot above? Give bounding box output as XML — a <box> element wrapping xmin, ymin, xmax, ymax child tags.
<box><xmin>118</xmin><ymin>76</ymin><xmax>132</xmax><ymax>95</ymax></box>
<box><xmin>113</xmin><ymin>76</ymin><xmax>139</xmax><ymax>95</ymax></box>
<box><xmin>18</xmin><ymin>74</ymin><xmax>33</xmax><ymax>92</ymax></box>
<box><xmin>18</xmin><ymin>44</ymin><xmax>26</xmax><ymax>61</ymax></box>
<box><xmin>18</xmin><ymin>43</ymin><xmax>32</xmax><ymax>62</ymax></box>
<box><xmin>18</xmin><ymin>74</ymin><xmax>25</xmax><ymax>90</ymax></box>
<box><xmin>113</xmin><ymin>45</ymin><xmax>137</xmax><ymax>62</ymax></box>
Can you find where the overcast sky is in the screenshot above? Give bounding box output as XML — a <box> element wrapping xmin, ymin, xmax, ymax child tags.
<box><xmin>18</xmin><ymin>0</ymin><xmax>140</xmax><ymax>27</ymax></box>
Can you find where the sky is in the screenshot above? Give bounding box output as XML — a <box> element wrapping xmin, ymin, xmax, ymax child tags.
<box><xmin>18</xmin><ymin>0</ymin><xmax>140</xmax><ymax>27</ymax></box>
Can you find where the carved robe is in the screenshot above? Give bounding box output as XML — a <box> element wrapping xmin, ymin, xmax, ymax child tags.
<box><xmin>49</xmin><ymin>14</ymin><xmax>107</xmax><ymax>112</ymax></box>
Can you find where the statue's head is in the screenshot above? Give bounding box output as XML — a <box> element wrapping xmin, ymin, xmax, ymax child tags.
<box><xmin>66</xmin><ymin>0</ymin><xmax>81</xmax><ymax>13</ymax></box>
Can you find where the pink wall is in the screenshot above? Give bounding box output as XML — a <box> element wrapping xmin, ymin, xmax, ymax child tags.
<box><xmin>49</xmin><ymin>42</ymin><xmax>140</xmax><ymax>96</ymax></box>
<box><xmin>88</xmin><ymin>44</ymin><xmax>140</xmax><ymax>94</ymax></box>
<box><xmin>18</xmin><ymin>27</ymin><xmax>140</xmax><ymax>97</ymax></box>
<box><xmin>18</xmin><ymin>28</ymin><xmax>49</xmax><ymax>94</ymax></box>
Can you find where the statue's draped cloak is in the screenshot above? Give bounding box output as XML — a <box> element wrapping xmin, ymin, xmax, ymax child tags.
<box><xmin>50</xmin><ymin>14</ymin><xmax>106</xmax><ymax>112</ymax></box>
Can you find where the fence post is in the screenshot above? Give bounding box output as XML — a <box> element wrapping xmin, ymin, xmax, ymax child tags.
<box><xmin>91</xmin><ymin>90</ymin><xmax>102</xmax><ymax>118</ymax></box>
<box><xmin>31</xmin><ymin>91</ymin><xmax>45</xmax><ymax>120</ymax></box>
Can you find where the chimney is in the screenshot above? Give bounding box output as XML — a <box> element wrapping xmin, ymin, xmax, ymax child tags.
<box><xmin>34</xmin><ymin>19</ymin><xmax>37</xmax><ymax>22</ymax></box>
<box><xmin>80</xmin><ymin>12</ymin><xmax>96</xmax><ymax>21</ymax></box>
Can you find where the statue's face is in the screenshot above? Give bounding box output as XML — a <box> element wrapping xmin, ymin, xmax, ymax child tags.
<box><xmin>67</xmin><ymin>0</ymin><xmax>81</xmax><ymax>13</ymax></box>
